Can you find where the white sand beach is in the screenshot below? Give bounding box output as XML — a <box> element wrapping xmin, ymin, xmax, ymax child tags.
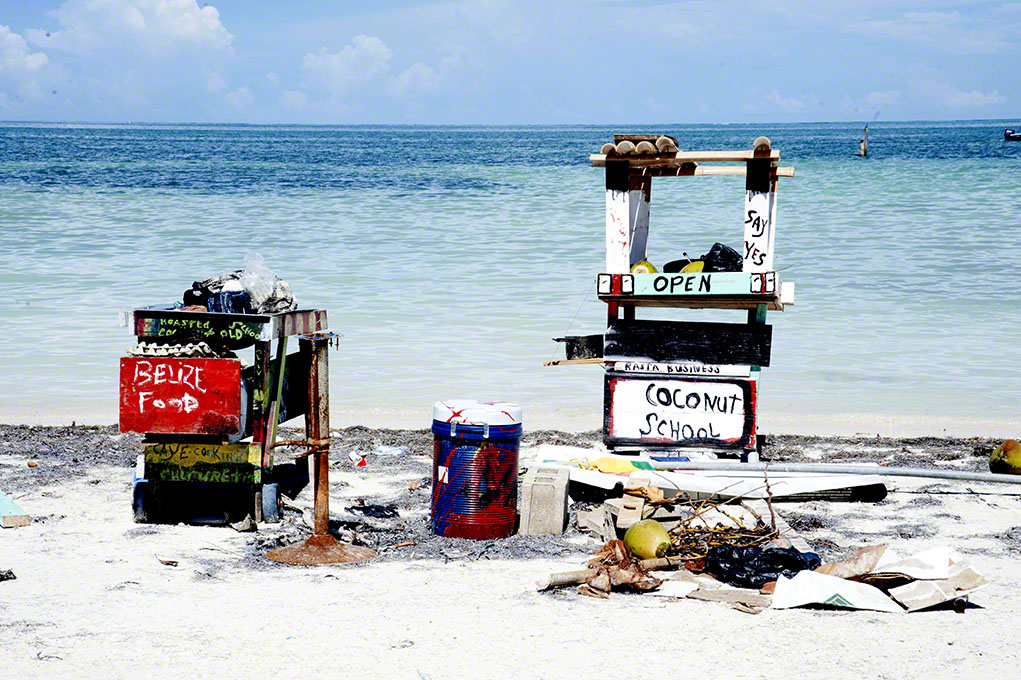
<box><xmin>2</xmin><ymin>425</ymin><xmax>1020</xmax><ymax>679</ymax></box>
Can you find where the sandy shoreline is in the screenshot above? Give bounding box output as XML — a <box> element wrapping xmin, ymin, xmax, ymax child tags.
<box><xmin>4</xmin><ymin>403</ymin><xmax>1021</xmax><ymax>439</ymax></box>
<box><xmin>2</xmin><ymin>425</ymin><xmax>1021</xmax><ymax>678</ymax></box>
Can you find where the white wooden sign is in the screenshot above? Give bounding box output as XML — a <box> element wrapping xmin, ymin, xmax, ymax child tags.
<box><xmin>742</xmin><ymin>189</ymin><xmax>777</xmax><ymax>272</ymax></box>
<box><xmin>605</xmin><ymin>185</ymin><xmax>650</xmax><ymax>272</ymax></box>
<box><xmin>605</xmin><ymin>375</ymin><xmax>754</xmax><ymax>447</ymax></box>
<box><xmin>614</xmin><ymin>361</ymin><xmax>752</xmax><ymax>378</ymax></box>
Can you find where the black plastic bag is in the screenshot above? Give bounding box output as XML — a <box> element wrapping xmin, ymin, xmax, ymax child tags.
<box><xmin>706</xmin><ymin>544</ymin><xmax>821</xmax><ymax>589</ymax></box>
<box><xmin>700</xmin><ymin>242</ymin><xmax>743</xmax><ymax>273</ymax></box>
<box><xmin>663</xmin><ymin>242</ymin><xmax>743</xmax><ymax>274</ymax></box>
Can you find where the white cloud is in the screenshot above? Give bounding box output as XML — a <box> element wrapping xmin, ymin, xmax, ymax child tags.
<box><xmin>26</xmin><ymin>0</ymin><xmax>233</xmax><ymax>55</ymax></box>
<box><xmin>1</xmin><ymin>24</ymin><xmax>49</xmax><ymax>72</ymax></box>
<box><xmin>280</xmin><ymin>89</ymin><xmax>308</xmax><ymax>111</ymax></box>
<box><xmin>266</xmin><ymin>71</ymin><xmax>280</xmax><ymax>86</ymax></box>
<box><xmin>909</xmin><ymin>79</ymin><xmax>1004</xmax><ymax>110</ymax></box>
<box><xmin>387</xmin><ymin>62</ymin><xmax>439</xmax><ymax>97</ymax></box>
<box><xmin>842</xmin><ymin>89</ymin><xmax>902</xmax><ymax>115</ymax></box>
<box><xmin>766</xmin><ymin>89</ymin><xmax>804</xmax><ymax>111</ymax></box>
<box><xmin>226</xmin><ymin>85</ymin><xmax>253</xmax><ymax>109</ymax></box>
<box><xmin>847</xmin><ymin>10</ymin><xmax>1016</xmax><ymax>54</ymax></box>
<box><xmin>300</xmin><ymin>35</ymin><xmax>392</xmax><ymax>97</ymax></box>
<box><xmin>205</xmin><ymin>70</ymin><xmax>226</xmax><ymax>92</ymax></box>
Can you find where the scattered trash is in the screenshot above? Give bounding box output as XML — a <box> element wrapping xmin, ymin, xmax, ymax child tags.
<box><xmin>772</xmin><ymin>570</ymin><xmax>903</xmax><ymax>612</ymax></box>
<box><xmin>0</xmin><ymin>489</ymin><xmax>30</xmax><ymax>528</ymax></box>
<box><xmin>0</xmin><ymin>569</ymin><xmax>15</xmax><ymax>582</ymax></box>
<box><xmin>408</xmin><ymin>481</ymin><xmax>422</xmax><ymax>491</ymax></box>
<box><xmin>774</xmin><ymin>545</ymin><xmax>987</xmax><ymax>613</ymax></box>
<box><xmin>230</xmin><ymin>515</ymin><xmax>258</xmax><ymax>533</ymax></box>
<box><xmin>389</xmin><ymin>541</ymin><xmax>417</xmax><ymax>549</ymax></box>
<box><xmin>698</xmin><ymin>241</ymin><xmax>744</xmax><ymax>272</ymax></box>
<box><xmin>27</xmin><ymin>461</ymin><xmax>37</xmax><ymax>468</ymax></box>
<box><xmin>373</xmin><ymin>444</ymin><xmax>407</xmax><ymax>456</ymax></box>
<box><xmin>346</xmin><ymin>503</ymin><xmax>400</xmax><ymax>519</ymax></box>
<box><xmin>705</xmin><ymin>545</ymin><xmax>821</xmax><ymax>589</ymax></box>
<box><xmin>186</xmin><ymin>255</ymin><xmax>297</xmax><ymax>315</ymax></box>
<box><xmin>347</xmin><ymin>451</ymin><xmax>367</xmax><ymax>467</ymax></box>
<box><xmin>155</xmin><ymin>555</ymin><xmax>179</xmax><ymax>567</ymax></box>
<box><xmin>575</xmin><ymin>505</ymin><xmax>615</xmax><ymax>543</ymax></box>
<box><xmin>583</xmin><ymin>540</ymin><xmax>663</xmax><ymax>595</ymax></box>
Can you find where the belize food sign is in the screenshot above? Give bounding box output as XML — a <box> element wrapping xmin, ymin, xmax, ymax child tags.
<box><xmin>604</xmin><ymin>372</ymin><xmax>756</xmax><ymax>449</ymax></box>
<box><xmin>119</xmin><ymin>357</ymin><xmax>243</xmax><ymax>435</ymax></box>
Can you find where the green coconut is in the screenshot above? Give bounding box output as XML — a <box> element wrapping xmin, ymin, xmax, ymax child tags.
<box><xmin>990</xmin><ymin>439</ymin><xmax>1021</xmax><ymax>474</ymax></box>
<box><xmin>623</xmin><ymin>519</ymin><xmax>671</xmax><ymax>559</ymax></box>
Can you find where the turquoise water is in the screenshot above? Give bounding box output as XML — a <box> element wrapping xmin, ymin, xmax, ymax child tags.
<box><xmin>0</xmin><ymin>122</ymin><xmax>1018</xmax><ymax>433</ymax></box>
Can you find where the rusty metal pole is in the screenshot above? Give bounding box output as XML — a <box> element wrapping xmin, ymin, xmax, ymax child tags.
<box><xmin>266</xmin><ymin>332</ymin><xmax>376</xmax><ymax>565</ymax></box>
<box><xmin>307</xmin><ymin>335</ymin><xmax>331</xmax><ymax>534</ymax></box>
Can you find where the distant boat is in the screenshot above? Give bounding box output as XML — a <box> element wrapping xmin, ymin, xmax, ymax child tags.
<box><xmin>856</xmin><ymin>124</ymin><xmax>869</xmax><ymax>156</ymax></box>
<box><xmin>1005</xmin><ymin>128</ymin><xmax>1021</xmax><ymax>141</ymax></box>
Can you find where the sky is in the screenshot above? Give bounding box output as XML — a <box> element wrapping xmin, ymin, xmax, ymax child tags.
<box><xmin>0</xmin><ymin>0</ymin><xmax>1017</xmax><ymax>124</ymax></box>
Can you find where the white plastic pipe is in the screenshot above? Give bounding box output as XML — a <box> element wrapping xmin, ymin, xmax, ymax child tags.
<box><xmin>649</xmin><ymin>460</ymin><xmax>1021</xmax><ymax>485</ymax></box>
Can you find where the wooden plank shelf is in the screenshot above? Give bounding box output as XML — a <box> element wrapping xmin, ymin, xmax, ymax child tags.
<box><xmin>591</xmin><ymin>149</ymin><xmax>780</xmax><ymax>167</ymax></box>
<box><xmin>605</xmin><ymin>320</ymin><xmax>772</xmax><ymax>366</ymax></box>
<box><xmin>597</xmin><ymin>271</ymin><xmax>792</xmax><ymax>311</ymax></box>
<box><xmin>599</xmin><ymin>294</ymin><xmax>784</xmax><ymax>311</ymax></box>
<box><xmin>645</xmin><ymin>165</ymin><xmax>794</xmax><ymax>178</ymax></box>
<box><xmin>132</xmin><ymin>307</ymin><xmax>327</xmax><ymax>349</ymax></box>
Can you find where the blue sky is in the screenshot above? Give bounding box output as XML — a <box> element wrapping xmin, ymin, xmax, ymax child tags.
<box><xmin>0</xmin><ymin>1</ymin><xmax>1017</xmax><ymax>124</ymax></box>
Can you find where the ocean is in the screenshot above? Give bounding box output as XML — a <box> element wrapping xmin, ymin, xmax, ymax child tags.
<box><xmin>1</xmin><ymin>121</ymin><xmax>1018</xmax><ymax>435</ymax></box>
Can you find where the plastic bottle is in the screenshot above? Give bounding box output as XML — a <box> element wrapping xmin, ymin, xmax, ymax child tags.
<box><xmin>239</xmin><ymin>252</ymin><xmax>276</xmax><ymax>310</ymax></box>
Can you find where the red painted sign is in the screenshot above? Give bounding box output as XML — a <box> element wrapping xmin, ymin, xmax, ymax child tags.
<box><xmin>119</xmin><ymin>358</ymin><xmax>243</xmax><ymax>435</ymax></box>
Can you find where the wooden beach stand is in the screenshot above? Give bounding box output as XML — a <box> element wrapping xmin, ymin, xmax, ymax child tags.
<box><xmin>118</xmin><ymin>307</ymin><xmax>358</xmax><ymax>534</ymax></box>
<box><xmin>550</xmin><ymin>135</ymin><xmax>796</xmax><ymax>460</ymax></box>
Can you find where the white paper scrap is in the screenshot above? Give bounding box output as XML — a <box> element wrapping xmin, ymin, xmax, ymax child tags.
<box><xmin>772</xmin><ymin>571</ymin><xmax>904</xmax><ymax>613</ymax></box>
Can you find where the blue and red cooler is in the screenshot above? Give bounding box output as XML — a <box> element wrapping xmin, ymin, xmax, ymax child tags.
<box><xmin>431</xmin><ymin>400</ymin><xmax>522</xmax><ymax>539</ymax></box>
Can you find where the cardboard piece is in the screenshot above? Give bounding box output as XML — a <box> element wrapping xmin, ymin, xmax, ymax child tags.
<box><xmin>816</xmin><ymin>545</ymin><xmax>889</xmax><ymax>580</ymax></box>
<box><xmin>888</xmin><ymin>561</ymin><xmax>988</xmax><ymax>612</ymax></box>
<box><xmin>772</xmin><ymin>570</ymin><xmax>905</xmax><ymax>612</ymax></box>
<box><xmin>646</xmin><ymin>580</ymin><xmax>700</xmax><ymax>599</ymax></box>
<box><xmin>688</xmin><ymin>587</ymin><xmax>772</xmax><ymax>609</ymax></box>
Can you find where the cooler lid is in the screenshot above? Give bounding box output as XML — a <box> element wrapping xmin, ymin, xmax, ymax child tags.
<box><xmin>432</xmin><ymin>399</ymin><xmax>522</xmax><ymax>426</ymax></box>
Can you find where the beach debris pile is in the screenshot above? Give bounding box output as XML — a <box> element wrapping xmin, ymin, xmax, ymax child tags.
<box><xmin>540</xmin><ymin>485</ymin><xmax>988</xmax><ymax>614</ymax></box>
<box><xmin>182</xmin><ymin>252</ymin><xmax>297</xmax><ymax>315</ymax></box>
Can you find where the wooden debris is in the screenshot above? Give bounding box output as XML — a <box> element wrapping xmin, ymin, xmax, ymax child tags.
<box><xmin>578</xmin><ymin>584</ymin><xmax>610</xmax><ymax>599</ymax></box>
<box><xmin>635</xmin><ymin>140</ymin><xmax>657</xmax><ymax>154</ymax></box>
<box><xmin>616</xmin><ymin>480</ymin><xmax>647</xmax><ymax>529</ymax></box>
<box><xmin>155</xmin><ymin>555</ymin><xmax>179</xmax><ymax>567</ymax></box>
<box><xmin>687</xmin><ymin>586</ymin><xmax>771</xmax><ymax>609</ymax></box>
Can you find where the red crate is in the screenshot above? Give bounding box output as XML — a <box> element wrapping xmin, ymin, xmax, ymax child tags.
<box><xmin>119</xmin><ymin>358</ymin><xmax>243</xmax><ymax>435</ymax></box>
